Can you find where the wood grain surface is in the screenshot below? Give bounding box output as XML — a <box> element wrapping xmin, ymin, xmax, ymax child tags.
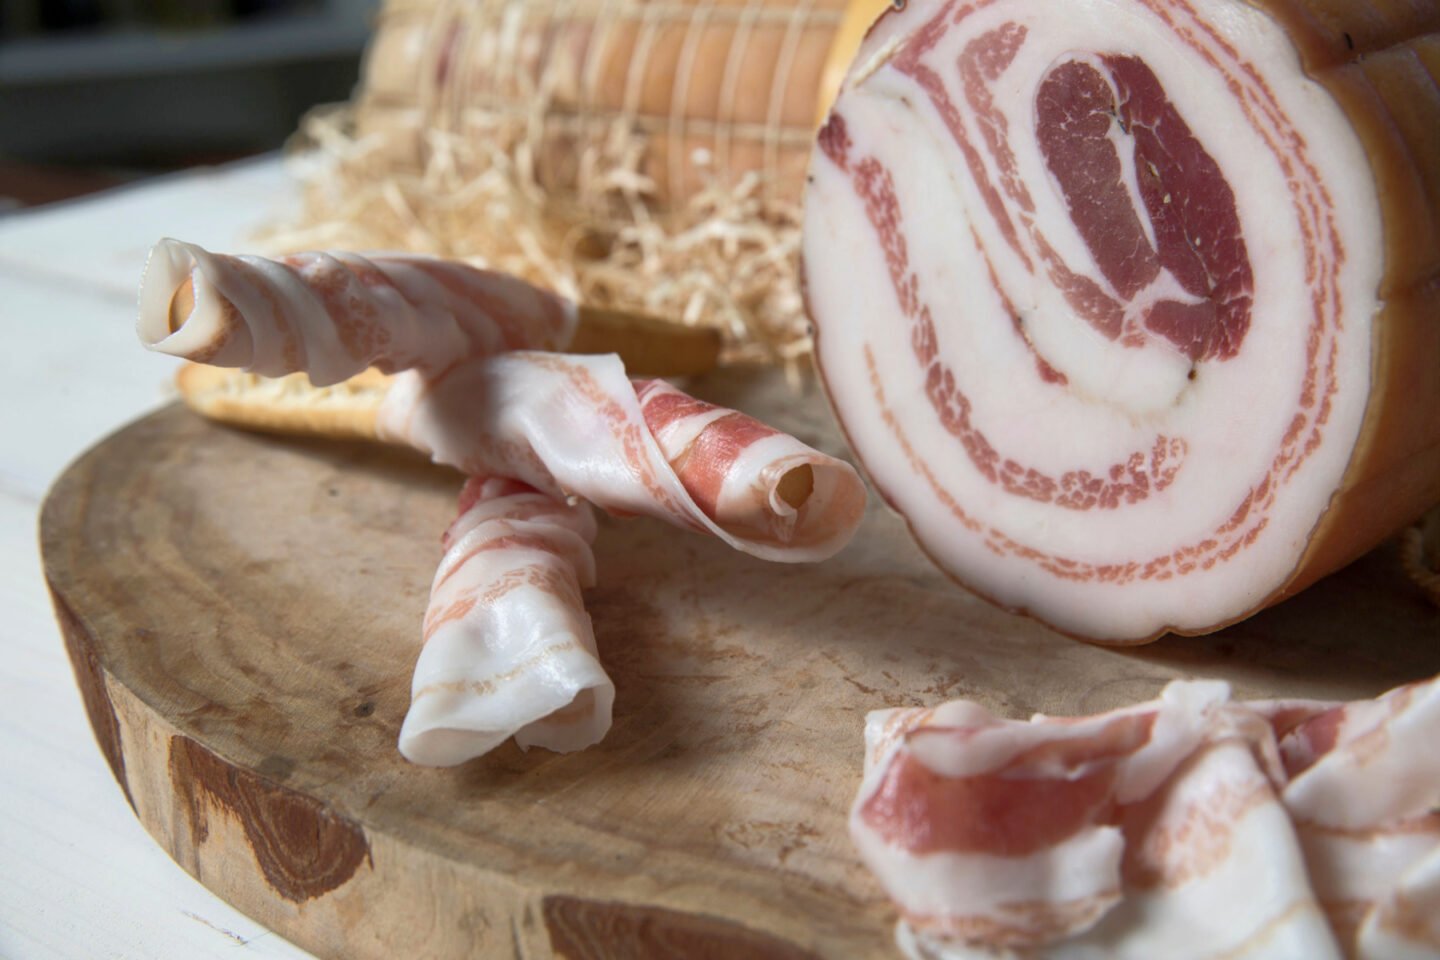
<box><xmin>40</xmin><ymin>366</ymin><xmax>1440</xmax><ymax>960</ymax></box>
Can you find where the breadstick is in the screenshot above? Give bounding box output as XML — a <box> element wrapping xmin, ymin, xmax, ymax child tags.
<box><xmin>568</xmin><ymin>304</ymin><xmax>722</xmax><ymax>377</ymax></box>
<box><xmin>169</xmin><ymin>303</ymin><xmax>731</xmax><ymax>441</ymax></box>
<box><xmin>175</xmin><ymin>364</ymin><xmax>389</xmax><ymax>441</ymax></box>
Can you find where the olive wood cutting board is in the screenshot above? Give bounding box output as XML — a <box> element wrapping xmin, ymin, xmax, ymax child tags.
<box><xmin>40</xmin><ymin>366</ymin><xmax>1440</xmax><ymax>960</ymax></box>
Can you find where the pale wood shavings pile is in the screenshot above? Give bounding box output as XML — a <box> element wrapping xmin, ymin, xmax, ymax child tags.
<box><xmin>260</xmin><ymin>104</ymin><xmax>811</xmax><ymax>369</ymax></box>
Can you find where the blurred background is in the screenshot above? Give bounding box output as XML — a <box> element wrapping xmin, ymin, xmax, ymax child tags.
<box><xmin>0</xmin><ymin>0</ymin><xmax>380</xmax><ymax>210</ymax></box>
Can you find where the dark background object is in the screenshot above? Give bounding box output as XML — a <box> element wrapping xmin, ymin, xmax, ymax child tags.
<box><xmin>0</xmin><ymin>0</ymin><xmax>377</xmax><ymax>207</ymax></box>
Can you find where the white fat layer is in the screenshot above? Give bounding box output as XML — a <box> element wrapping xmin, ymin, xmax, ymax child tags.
<box><xmin>1059</xmin><ymin>741</ymin><xmax>1342</xmax><ymax>960</ymax></box>
<box><xmin>804</xmin><ymin>0</ymin><xmax>1383</xmax><ymax>640</ymax></box>
<box><xmin>1356</xmin><ymin>846</ymin><xmax>1440</xmax><ymax>960</ymax></box>
<box><xmin>854</xmin><ymin>739</ymin><xmax>1340</xmax><ymax>959</ymax></box>
<box><xmin>400</xmin><ymin>601</ymin><xmax>614</xmax><ymax>764</ymax></box>
<box><xmin>440</xmin><ymin>491</ymin><xmax>599</xmax><ymax>557</ymax></box>
<box><xmin>399</xmin><ymin>496</ymin><xmax>613</xmax><ymax>766</ymax></box>
<box><xmin>1284</xmin><ymin>680</ymin><xmax>1440</xmax><ymax>828</ymax></box>
<box><xmin>863</xmin><ymin>678</ymin><xmax>1440</xmax><ymax>959</ymax></box>
<box><xmin>1300</xmin><ymin>829</ymin><xmax>1440</xmax><ymax>906</ymax></box>
<box><xmin>640</xmin><ymin>382</ymin><xmax>854</xmax><ymax>546</ymax></box>
<box><xmin>1114</xmin><ymin>679</ymin><xmax>1229</xmax><ymax>800</ymax></box>
<box><xmin>138</xmin><ymin>239</ymin><xmax>251</xmax><ymax>365</ymax></box>
<box><xmin>894</xmin><ymin>680</ymin><xmax>1225</xmax><ymax>785</ymax></box>
<box><xmin>716</xmin><ymin>432</ymin><xmax>805</xmax><ymax>512</ymax></box>
<box><xmin>714</xmin><ymin>432</ymin><xmax>855</xmax><ymax>544</ymax></box>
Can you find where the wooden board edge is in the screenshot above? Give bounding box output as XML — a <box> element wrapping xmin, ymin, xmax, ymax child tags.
<box><xmin>42</xmin><ymin>593</ymin><xmax>834</xmax><ymax>959</ymax></box>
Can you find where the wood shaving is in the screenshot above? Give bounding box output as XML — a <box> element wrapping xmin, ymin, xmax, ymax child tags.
<box><xmin>258</xmin><ymin>103</ymin><xmax>811</xmax><ymax>369</ymax></box>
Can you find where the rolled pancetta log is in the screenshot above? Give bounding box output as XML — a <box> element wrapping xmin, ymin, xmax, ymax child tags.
<box><xmin>353</xmin><ymin>0</ymin><xmax>892</xmax><ymax>206</ymax></box>
<box><xmin>851</xmin><ymin>675</ymin><xmax>1440</xmax><ymax>959</ymax></box>
<box><xmin>803</xmin><ymin>0</ymin><xmax>1440</xmax><ymax>641</ymax></box>
<box><xmin>401</xmin><ymin>477</ymin><xmax>611</xmax><ymax>766</ymax></box>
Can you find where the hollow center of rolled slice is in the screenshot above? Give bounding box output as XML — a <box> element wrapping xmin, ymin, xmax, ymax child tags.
<box><xmin>168</xmin><ymin>276</ymin><xmax>196</xmax><ymax>334</ymax></box>
<box><xmin>776</xmin><ymin>464</ymin><xmax>816</xmax><ymax>510</ymax></box>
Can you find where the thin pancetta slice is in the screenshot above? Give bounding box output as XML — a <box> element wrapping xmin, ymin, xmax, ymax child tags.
<box><xmin>851</xmin><ymin>675</ymin><xmax>1440</xmax><ymax>959</ymax></box>
<box><xmin>803</xmin><ymin>0</ymin><xmax>1440</xmax><ymax>641</ymax></box>
<box><xmin>379</xmin><ymin>354</ymin><xmax>867</xmax><ymax>561</ymax></box>
<box><xmin>400</xmin><ymin>477</ymin><xmax>611</xmax><ymax>766</ymax></box>
<box><xmin>1262</xmin><ymin>678</ymin><xmax>1440</xmax><ymax>957</ymax></box>
<box><xmin>138</xmin><ymin>239</ymin><xmax>574</xmax><ymax>384</ymax></box>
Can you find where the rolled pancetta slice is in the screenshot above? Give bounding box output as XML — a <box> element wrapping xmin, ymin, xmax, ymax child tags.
<box><xmin>380</xmin><ymin>354</ymin><xmax>868</xmax><ymax>561</ymax></box>
<box><xmin>803</xmin><ymin>0</ymin><xmax>1440</xmax><ymax>641</ymax></box>
<box><xmin>400</xmin><ymin>476</ymin><xmax>611</xmax><ymax>766</ymax></box>
<box><xmin>139</xmin><ymin>239</ymin><xmax>574</xmax><ymax>385</ymax></box>
<box><xmin>851</xmin><ymin>675</ymin><xmax>1440</xmax><ymax>959</ymax></box>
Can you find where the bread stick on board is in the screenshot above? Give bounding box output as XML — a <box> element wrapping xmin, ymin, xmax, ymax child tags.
<box><xmin>172</xmin><ymin>315</ymin><xmax>725</xmax><ymax>442</ymax></box>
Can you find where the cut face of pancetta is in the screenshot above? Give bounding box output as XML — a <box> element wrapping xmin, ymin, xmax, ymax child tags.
<box><xmin>803</xmin><ymin>0</ymin><xmax>1440</xmax><ymax>641</ymax></box>
<box><xmin>851</xmin><ymin>675</ymin><xmax>1440</xmax><ymax>959</ymax></box>
<box><xmin>138</xmin><ymin>239</ymin><xmax>575</xmax><ymax>384</ymax></box>
<box><xmin>401</xmin><ymin>477</ymin><xmax>611</xmax><ymax>766</ymax></box>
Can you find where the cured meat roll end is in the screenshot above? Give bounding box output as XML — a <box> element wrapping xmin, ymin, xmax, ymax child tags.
<box><xmin>803</xmin><ymin>0</ymin><xmax>1440</xmax><ymax>641</ymax></box>
<box><xmin>400</xmin><ymin>477</ymin><xmax>612</xmax><ymax>766</ymax></box>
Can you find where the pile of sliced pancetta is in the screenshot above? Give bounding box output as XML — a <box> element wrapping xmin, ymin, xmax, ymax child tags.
<box><xmin>803</xmin><ymin>0</ymin><xmax>1440</xmax><ymax>642</ymax></box>
<box><xmin>139</xmin><ymin>239</ymin><xmax>866</xmax><ymax>765</ymax></box>
<box><xmin>852</xmin><ymin>675</ymin><xmax>1440</xmax><ymax>959</ymax></box>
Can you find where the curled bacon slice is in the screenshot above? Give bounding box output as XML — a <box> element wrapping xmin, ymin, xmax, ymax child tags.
<box><xmin>852</xmin><ymin>676</ymin><xmax>1440</xmax><ymax>959</ymax></box>
<box><xmin>380</xmin><ymin>354</ymin><xmax>867</xmax><ymax>561</ymax></box>
<box><xmin>138</xmin><ymin>238</ymin><xmax>574</xmax><ymax>384</ymax></box>
<box><xmin>635</xmin><ymin>378</ymin><xmax>823</xmax><ymax>546</ymax></box>
<box><xmin>803</xmin><ymin>0</ymin><xmax>1440</xmax><ymax>641</ymax></box>
<box><xmin>400</xmin><ymin>477</ymin><xmax>611</xmax><ymax>766</ymax></box>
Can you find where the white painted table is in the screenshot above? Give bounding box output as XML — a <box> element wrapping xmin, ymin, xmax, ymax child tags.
<box><xmin>0</xmin><ymin>157</ymin><xmax>317</xmax><ymax>959</ymax></box>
